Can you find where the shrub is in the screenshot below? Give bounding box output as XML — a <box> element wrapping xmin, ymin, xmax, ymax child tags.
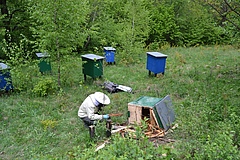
<box><xmin>194</xmin><ymin>131</ymin><xmax>240</xmax><ymax>160</ymax></box>
<box><xmin>32</xmin><ymin>77</ymin><xmax>58</xmax><ymax>97</ymax></box>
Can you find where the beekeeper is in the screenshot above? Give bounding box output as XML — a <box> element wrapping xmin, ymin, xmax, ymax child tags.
<box><xmin>78</xmin><ymin>92</ymin><xmax>110</xmax><ymax>127</ymax></box>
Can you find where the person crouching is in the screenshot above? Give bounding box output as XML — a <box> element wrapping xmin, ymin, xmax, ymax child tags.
<box><xmin>78</xmin><ymin>92</ymin><xmax>110</xmax><ymax>128</ymax></box>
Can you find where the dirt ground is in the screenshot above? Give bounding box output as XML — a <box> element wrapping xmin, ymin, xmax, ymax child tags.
<box><xmin>149</xmin><ymin>134</ymin><xmax>176</xmax><ymax>147</ymax></box>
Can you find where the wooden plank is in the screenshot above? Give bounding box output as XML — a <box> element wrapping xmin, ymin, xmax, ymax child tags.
<box><xmin>128</xmin><ymin>104</ymin><xmax>142</xmax><ymax>124</ymax></box>
<box><xmin>111</xmin><ymin>126</ymin><xmax>128</xmax><ymax>134</ymax></box>
<box><xmin>109</xmin><ymin>113</ymin><xmax>123</xmax><ymax>117</ymax></box>
<box><xmin>149</xmin><ymin>109</ymin><xmax>158</xmax><ymax>127</ymax></box>
<box><xmin>150</xmin><ymin>109</ymin><xmax>161</xmax><ymax>128</ymax></box>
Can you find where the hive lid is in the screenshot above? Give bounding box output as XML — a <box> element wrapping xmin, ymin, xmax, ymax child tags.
<box><xmin>103</xmin><ymin>47</ymin><xmax>116</xmax><ymax>51</ymax></box>
<box><xmin>0</xmin><ymin>63</ymin><xmax>10</xmax><ymax>70</ymax></box>
<box><xmin>147</xmin><ymin>52</ymin><xmax>167</xmax><ymax>58</ymax></box>
<box><xmin>36</xmin><ymin>52</ymin><xmax>50</xmax><ymax>58</ymax></box>
<box><xmin>81</xmin><ymin>54</ymin><xmax>105</xmax><ymax>60</ymax></box>
<box><xmin>154</xmin><ymin>95</ymin><xmax>175</xmax><ymax>131</ymax></box>
<box><xmin>128</xmin><ymin>96</ymin><xmax>162</xmax><ymax>108</ymax></box>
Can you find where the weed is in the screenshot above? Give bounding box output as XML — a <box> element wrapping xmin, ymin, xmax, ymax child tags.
<box><xmin>32</xmin><ymin>77</ymin><xmax>58</xmax><ymax>97</ymax></box>
<box><xmin>41</xmin><ymin>119</ymin><xmax>58</xmax><ymax>130</ymax></box>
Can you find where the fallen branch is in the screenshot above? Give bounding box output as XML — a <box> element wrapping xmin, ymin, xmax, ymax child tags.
<box><xmin>95</xmin><ymin>140</ymin><xmax>109</xmax><ymax>152</ymax></box>
<box><xmin>111</xmin><ymin>126</ymin><xmax>127</xmax><ymax>134</ymax></box>
<box><xmin>109</xmin><ymin>113</ymin><xmax>123</xmax><ymax>117</ymax></box>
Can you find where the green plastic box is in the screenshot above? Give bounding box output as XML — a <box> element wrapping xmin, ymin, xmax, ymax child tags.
<box><xmin>36</xmin><ymin>53</ymin><xmax>52</xmax><ymax>74</ymax></box>
<box><xmin>81</xmin><ymin>54</ymin><xmax>105</xmax><ymax>80</ymax></box>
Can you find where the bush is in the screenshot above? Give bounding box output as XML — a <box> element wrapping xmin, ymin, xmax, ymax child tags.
<box><xmin>32</xmin><ymin>77</ymin><xmax>58</xmax><ymax>97</ymax></box>
<box><xmin>194</xmin><ymin>131</ymin><xmax>240</xmax><ymax>160</ymax></box>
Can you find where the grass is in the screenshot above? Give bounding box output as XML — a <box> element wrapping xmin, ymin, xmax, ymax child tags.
<box><xmin>0</xmin><ymin>45</ymin><xmax>240</xmax><ymax>159</ymax></box>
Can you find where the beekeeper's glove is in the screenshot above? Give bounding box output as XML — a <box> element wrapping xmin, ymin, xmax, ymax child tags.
<box><xmin>103</xmin><ymin>114</ymin><xmax>109</xmax><ymax>119</ymax></box>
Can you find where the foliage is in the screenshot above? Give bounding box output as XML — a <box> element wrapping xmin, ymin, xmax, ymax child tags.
<box><xmin>173</xmin><ymin>0</ymin><xmax>227</xmax><ymax>46</ymax></box>
<box><xmin>147</xmin><ymin>1</ymin><xmax>181</xmax><ymax>47</ymax></box>
<box><xmin>28</xmin><ymin>0</ymin><xmax>90</xmax><ymax>87</ymax></box>
<box><xmin>202</xmin><ymin>0</ymin><xmax>240</xmax><ymax>30</ymax></box>
<box><xmin>194</xmin><ymin>129</ymin><xmax>239</xmax><ymax>159</ymax></box>
<box><xmin>2</xmin><ymin>35</ymin><xmax>33</xmax><ymax>66</ymax></box>
<box><xmin>70</xmin><ymin>121</ymin><xmax>175</xmax><ymax>160</ymax></box>
<box><xmin>29</xmin><ymin>0</ymin><xmax>89</xmax><ymax>54</ymax></box>
<box><xmin>1</xmin><ymin>0</ymin><xmax>239</xmax><ymax>64</ymax></box>
<box><xmin>113</xmin><ymin>0</ymin><xmax>150</xmax><ymax>64</ymax></box>
<box><xmin>32</xmin><ymin>76</ymin><xmax>58</xmax><ymax>97</ymax></box>
<box><xmin>0</xmin><ymin>0</ymin><xmax>33</xmax><ymax>42</ymax></box>
<box><xmin>199</xmin><ymin>0</ymin><xmax>240</xmax><ymax>45</ymax></box>
<box><xmin>84</xmin><ymin>0</ymin><xmax>150</xmax><ymax>65</ymax></box>
<box><xmin>1</xmin><ymin>35</ymin><xmax>38</xmax><ymax>92</ymax></box>
<box><xmin>41</xmin><ymin>119</ymin><xmax>58</xmax><ymax>130</ymax></box>
<box><xmin>57</xmin><ymin>54</ymin><xmax>83</xmax><ymax>87</ymax></box>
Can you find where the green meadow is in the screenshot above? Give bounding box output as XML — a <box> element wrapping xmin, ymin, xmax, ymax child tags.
<box><xmin>1</xmin><ymin>45</ymin><xmax>239</xmax><ymax>159</ymax></box>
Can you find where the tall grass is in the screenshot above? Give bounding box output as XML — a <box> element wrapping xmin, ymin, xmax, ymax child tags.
<box><xmin>0</xmin><ymin>45</ymin><xmax>239</xmax><ymax>159</ymax></box>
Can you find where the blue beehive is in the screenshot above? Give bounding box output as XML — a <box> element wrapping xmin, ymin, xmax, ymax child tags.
<box><xmin>146</xmin><ymin>52</ymin><xmax>167</xmax><ymax>76</ymax></box>
<box><xmin>0</xmin><ymin>63</ymin><xmax>13</xmax><ymax>92</ymax></box>
<box><xmin>104</xmin><ymin>47</ymin><xmax>116</xmax><ymax>64</ymax></box>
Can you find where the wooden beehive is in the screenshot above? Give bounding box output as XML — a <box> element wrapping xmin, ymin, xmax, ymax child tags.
<box><xmin>128</xmin><ymin>95</ymin><xmax>175</xmax><ymax>131</ymax></box>
<box><xmin>128</xmin><ymin>96</ymin><xmax>162</xmax><ymax>127</ymax></box>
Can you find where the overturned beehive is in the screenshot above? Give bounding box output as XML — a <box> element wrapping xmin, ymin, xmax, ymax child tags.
<box><xmin>128</xmin><ymin>95</ymin><xmax>175</xmax><ymax>134</ymax></box>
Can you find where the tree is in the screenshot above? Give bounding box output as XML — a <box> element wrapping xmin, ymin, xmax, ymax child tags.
<box><xmin>113</xmin><ymin>0</ymin><xmax>150</xmax><ymax>54</ymax></box>
<box><xmin>153</xmin><ymin>0</ymin><xmax>232</xmax><ymax>46</ymax></box>
<box><xmin>147</xmin><ymin>0</ymin><xmax>181</xmax><ymax>47</ymax></box>
<box><xmin>0</xmin><ymin>0</ymin><xmax>33</xmax><ymax>59</ymax></box>
<box><xmin>174</xmin><ymin>0</ymin><xmax>226</xmax><ymax>45</ymax></box>
<box><xmin>203</xmin><ymin>0</ymin><xmax>240</xmax><ymax>30</ymax></box>
<box><xmin>29</xmin><ymin>0</ymin><xmax>90</xmax><ymax>87</ymax></box>
<box><xmin>201</xmin><ymin>0</ymin><xmax>240</xmax><ymax>44</ymax></box>
<box><xmin>80</xmin><ymin>0</ymin><xmax>150</xmax><ymax>64</ymax></box>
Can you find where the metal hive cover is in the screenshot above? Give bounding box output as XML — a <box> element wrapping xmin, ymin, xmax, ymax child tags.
<box><xmin>36</xmin><ymin>52</ymin><xmax>50</xmax><ymax>58</ymax></box>
<box><xmin>0</xmin><ymin>63</ymin><xmax>10</xmax><ymax>70</ymax></box>
<box><xmin>81</xmin><ymin>54</ymin><xmax>105</xmax><ymax>60</ymax></box>
<box><xmin>147</xmin><ymin>52</ymin><xmax>167</xmax><ymax>58</ymax></box>
<box><xmin>154</xmin><ymin>95</ymin><xmax>175</xmax><ymax>131</ymax></box>
<box><xmin>104</xmin><ymin>47</ymin><xmax>116</xmax><ymax>51</ymax></box>
<box><xmin>128</xmin><ymin>96</ymin><xmax>162</xmax><ymax>108</ymax></box>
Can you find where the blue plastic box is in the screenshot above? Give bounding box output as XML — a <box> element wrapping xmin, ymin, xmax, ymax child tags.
<box><xmin>0</xmin><ymin>63</ymin><xmax>13</xmax><ymax>92</ymax></box>
<box><xmin>104</xmin><ymin>47</ymin><xmax>116</xmax><ymax>64</ymax></box>
<box><xmin>146</xmin><ymin>52</ymin><xmax>167</xmax><ymax>76</ymax></box>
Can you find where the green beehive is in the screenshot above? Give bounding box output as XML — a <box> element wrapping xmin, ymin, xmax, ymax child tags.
<box><xmin>36</xmin><ymin>53</ymin><xmax>52</xmax><ymax>74</ymax></box>
<box><xmin>128</xmin><ymin>95</ymin><xmax>175</xmax><ymax>131</ymax></box>
<box><xmin>81</xmin><ymin>54</ymin><xmax>105</xmax><ymax>80</ymax></box>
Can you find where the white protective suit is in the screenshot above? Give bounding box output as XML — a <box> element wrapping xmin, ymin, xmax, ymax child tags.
<box><xmin>78</xmin><ymin>94</ymin><xmax>103</xmax><ymax>120</ymax></box>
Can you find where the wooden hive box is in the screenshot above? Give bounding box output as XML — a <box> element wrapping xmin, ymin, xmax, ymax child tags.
<box><xmin>128</xmin><ymin>95</ymin><xmax>175</xmax><ymax>131</ymax></box>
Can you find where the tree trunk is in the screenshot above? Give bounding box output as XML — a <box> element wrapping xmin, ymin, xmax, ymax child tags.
<box><xmin>54</xmin><ymin>0</ymin><xmax>61</xmax><ymax>87</ymax></box>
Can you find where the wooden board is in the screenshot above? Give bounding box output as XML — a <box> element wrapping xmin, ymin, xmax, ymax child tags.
<box><xmin>150</xmin><ymin>109</ymin><xmax>160</xmax><ymax>128</ymax></box>
<box><xmin>128</xmin><ymin>104</ymin><xmax>160</xmax><ymax>128</ymax></box>
<box><xmin>128</xmin><ymin>104</ymin><xmax>142</xmax><ymax>124</ymax></box>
